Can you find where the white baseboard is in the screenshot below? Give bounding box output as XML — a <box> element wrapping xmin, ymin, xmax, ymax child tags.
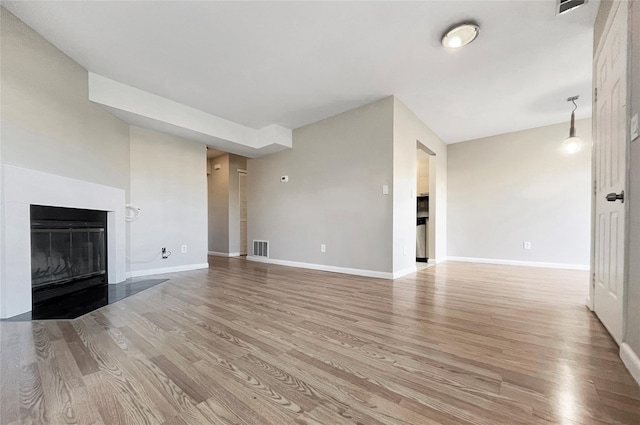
<box><xmin>620</xmin><ymin>343</ymin><xmax>640</xmax><ymax>386</ymax></box>
<box><xmin>208</xmin><ymin>251</ymin><xmax>240</xmax><ymax>257</ymax></box>
<box><xmin>246</xmin><ymin>256</ymin><xmax>395</xmax><ymax>279</ymax></box>
<box><xmin>446</xmin><ymin>256</ymin><xmax>589</xmax><ymax>271</ymax></box>
<box><xmin>129</xmin><ymin>263</ymin><xmax>209</xmax><ymax>278</ymax></box>
<box><xmin>393</xmin><ymin>266</ymin><xmax>418</xmax><ymax>279</ymax></box>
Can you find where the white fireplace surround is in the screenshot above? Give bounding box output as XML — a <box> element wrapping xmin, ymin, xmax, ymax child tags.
<box><xmin>0</xmin><ymin>164</ymin><xmax>127</xmax><ymax>318</ymax></box>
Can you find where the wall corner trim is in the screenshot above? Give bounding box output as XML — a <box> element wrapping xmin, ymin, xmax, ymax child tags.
<box><xmin>129</xmin><ymin>263</ymin><xmax>209</xmax><ymax>278</ymax></box>
<box><xmin>246</xmin><ymin>256</ymin><xmax>396</xmax><ymax>279</ymax></box>
<box><xmin>392</xmin><ymin>267</ymin><xmax>418</xmax><ymax>279</ymax></box>
<box><xmin>445</xmin><ymin>256</ymin><xmax>589</xmax><ymax>270</ymax></box>
<box><xmin>208</xmin><ymin>251</ymin><xmax>241</xmax><ymax>257</ymax></box>
<box><xmin>620</xmin><ymin>343</ymin><xmax>640</xmax><ymax>386</ymax></box>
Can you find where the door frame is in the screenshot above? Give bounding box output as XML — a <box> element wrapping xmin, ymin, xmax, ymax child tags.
<box><xmin>588</xmin><ymin>0</ymin><xmax>631</xmax><ymax>343</ymax></box>
<box><xmin>238</xmin><ymin>169</ymin><xmax>248</xmax><ymax>256</ymax></box>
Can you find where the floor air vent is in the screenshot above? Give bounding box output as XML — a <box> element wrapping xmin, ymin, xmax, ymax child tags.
<box><xmin>557</xmin><ymin>0</ymin><xmax>588</xmax><ymax>15</ymax></box>
<box><xmin>253</xmin><ymin>240</ymin><xmax>269</xmax><ymax>258</ymax></box>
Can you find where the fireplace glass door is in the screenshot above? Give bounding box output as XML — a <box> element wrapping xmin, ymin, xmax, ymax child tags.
<box><xmin>31</xmin><ymin>222</ymin><xmax>106</xmax><ymax>288</ymax></box>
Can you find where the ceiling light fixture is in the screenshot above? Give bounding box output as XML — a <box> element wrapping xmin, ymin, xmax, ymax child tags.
<box><xmin>563</xmin><ymin>95</ymin><xmax>582</xmax><ymax>154</ymax></box>
<box><xmin>441</xmin><ymin>22</ymin><xmax>480</xmax><ymax>49</ymax></box>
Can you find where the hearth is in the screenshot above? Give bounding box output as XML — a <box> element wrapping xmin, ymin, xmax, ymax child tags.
<box><xmin>31</xmin><ymin>205</ymin><xmax>108</xmax><ymax>306</ymax></box>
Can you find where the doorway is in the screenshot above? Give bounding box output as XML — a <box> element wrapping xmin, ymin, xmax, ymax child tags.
<box><xmin>417</xmin><ymin>143</ymin><xmax>436</xmax><ymax>270</ymax></box>
<box><xmin>239</xmin><ymin>170</ymin><xmax>248</xmax><ymax>256</ymax></box>
<box><xmin>206</xmin><ymin>150</ymin><xmax>248</xmax><ymax>257</ymax></box>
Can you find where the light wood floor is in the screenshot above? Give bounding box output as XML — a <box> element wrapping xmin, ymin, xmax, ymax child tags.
<box><xmin>2</xmin><ymin>258</ymin><xmax>639</xmax><ymax>425</ymax></box>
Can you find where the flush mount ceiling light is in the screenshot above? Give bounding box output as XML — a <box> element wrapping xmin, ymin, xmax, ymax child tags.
<box><xmin>563</xmin><ymin>95</ymin><xmax>583</xmax><ymax>154</ymax></box>
<box><xmin>441</xmin><ymin>22</ymin><xmax>480</xmax><ymax>49</ymax></box>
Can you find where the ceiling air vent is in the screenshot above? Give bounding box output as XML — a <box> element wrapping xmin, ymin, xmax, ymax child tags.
<box><xmin>557</xmin><ymin>0</ymin><xmax>588</xmax><ymax>15</ymax></box>
<box><xmin>253</xmin><ymin>240</ymin><xmax>269</xmax><ymax>258</ymax></box>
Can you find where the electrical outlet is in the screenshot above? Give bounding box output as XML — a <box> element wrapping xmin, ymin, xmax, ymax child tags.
<box><xmin>523</xmin><ymin>241</ymin><xmax>532</xmax><ymax>250</ymax></box>
<box><xmin>320</xmin><ymin>244</ymin><xmax>326</xmax><ymax>253</ymax></box>
<box><xmin>181</xmin><ymin>245</ymin><xmax>187</xmax><ymax>253</ymax></box>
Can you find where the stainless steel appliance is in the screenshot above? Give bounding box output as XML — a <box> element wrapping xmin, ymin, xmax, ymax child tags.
<box><xmin>416</xmin><ymin>217</ymin><xmax>428</xmax><ymax>262</ymax></box>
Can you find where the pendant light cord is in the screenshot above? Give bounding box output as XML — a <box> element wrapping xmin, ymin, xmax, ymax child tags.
<box><xmin>567</xmin><ymin>95</ymin><xmax>579</xmax><ymax>138</ymax></box>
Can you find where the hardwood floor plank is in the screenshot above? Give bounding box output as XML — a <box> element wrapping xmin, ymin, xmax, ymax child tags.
<box><xmin>49</xmin><ymin>339</ymin><xmax>105</xmax><ymax>425</ymax></box>
<box><xmin>0</xmin><ymin>324</ymin><xmax>22</xmax><ymax>424</ymax></box>
<box><xmin>2</xmin><ymin>258</ymin><xmax>640</xmax><ymax>424</ymax></box>
<box><xmin>18</xmin><ymin>362</ymin><xmax>48</xmax><ymax>424</ymax></box>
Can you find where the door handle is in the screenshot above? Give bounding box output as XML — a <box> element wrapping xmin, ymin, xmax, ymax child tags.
<box><xmin>606</xmin><ymin>190</ymin><xmax>624</xmax><ymax>203</ymax></box>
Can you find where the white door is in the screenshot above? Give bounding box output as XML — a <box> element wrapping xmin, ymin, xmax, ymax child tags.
<box><xmin>593</xmin><ymin>0</ymin><xmax>628</xmax><ymax>344</ymax></box>
<box><xmin>239</xmin><ymin>171</ymin><xmax>248</xmax><ymax>256</ymax></box>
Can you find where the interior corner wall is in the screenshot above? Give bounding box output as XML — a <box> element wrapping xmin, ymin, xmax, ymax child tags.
<box><xmin>129</xmin><ymin>126</ymin><xmax>208</xmax><ymax>274</ymax></box>
<box><xmin>247</xmin><ymin>97</ymin><xmax>394</xmax><ymax>274</ymax></box>
<box><xmin>208</xmin><ymin>154</ymin><xmax>230</xmax><ymax>253</ymax></box>
<box><xmin>447</xmin><ymin>119</ymin><xmax>592</xmax><ymax>267</ymax></box>
<box><xmin>624</xmin><ymin>0</ymin><xmax>640</xmax><ymax>362</ymax></box>
<box><xmin>393</xmin><ymin>97</ymin><xmax>448</xmax><ymax>272</ymax></box>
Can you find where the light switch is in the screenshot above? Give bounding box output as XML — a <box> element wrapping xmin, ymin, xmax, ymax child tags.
<box><xmin>382</xmin><ymin>185</ymin><xmax>389</xmax><ymax>195</ymax></box>
<box><xmin>631</xmin><ymin>113</ymin><xmax>639</xmax><ymax>141</ymax></box>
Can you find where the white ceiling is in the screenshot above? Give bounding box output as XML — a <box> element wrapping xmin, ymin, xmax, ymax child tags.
<box><xmin>3</xmin><ymin>0</ymin><xmax>598</xmax><ymax>144</ymax></box>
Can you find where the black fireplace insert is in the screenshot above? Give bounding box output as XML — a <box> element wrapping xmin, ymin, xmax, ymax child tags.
<box><xmin>30</xmin><ymin>205</ymin><xmax>108</xmax><ymax>306</ymax></box>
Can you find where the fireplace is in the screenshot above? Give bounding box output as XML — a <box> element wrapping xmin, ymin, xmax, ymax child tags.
<box><xmin>31</xmin><ymin>205</ymin><xmax>108</xmax><ymax>305</ymax></box>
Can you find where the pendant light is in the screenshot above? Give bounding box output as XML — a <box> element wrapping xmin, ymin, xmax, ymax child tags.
<box><xmin>563</xmin><ymin>95</ymin><xmax>582</xmax><ymax>154</ymax></box>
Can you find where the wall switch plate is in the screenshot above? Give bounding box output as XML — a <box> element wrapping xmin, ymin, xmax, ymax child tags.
<box><xmin>280</xmin><ymin>175</ymin><xmax>289</xmax><ymax>182</ymax></box>
<box><xmin>320</xmin><ymin>244</ymin><xmax>326</xmax><ymax>253</ymax></box>
<box><xmin>382</xmin><ymin>185</ymin><xmax>389</xmax><ymax>195</ymax></box>
<box><xmin>631</xmin><ymin>113</ymin><xmax>639</xmax><ymax>141</ymax></box>
<box><xmin>181</xmin><ymin>245</ymin><xmax>187</xmax><ymax>253</ymax></box>
<box><xmin>523</xmin><ymin>241</ymin><xmax>532</xmax><ymax>250</ymax></box>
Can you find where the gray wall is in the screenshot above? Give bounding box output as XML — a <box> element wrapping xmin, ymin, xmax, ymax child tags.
<box><xmin>625</xmin><ymin>0</ymin><xmax>640</xmax><ymax>358</ymax></box>
<box><xmin>447</xmin><ymin>119</ymin><xmax>592</xmax><ymax>266</ymax></box>
<box><xmin>0</xmin><ymin>7</ymin><xmax>130</xmax><ymax>193</ymax></box>
<box><xmin>129</xmin><ymin>126</ymin><xmax>208</xmax><ymax>272</ymax></box>
<box><xmin>208</xmin><ymin>155</ymin><xmax>230</xmax><ymax>253</ymax></box>
<box><xmin>248</xmin><ymin>97</ymin><xmax>394</xmax><ymax>273</ymax></box>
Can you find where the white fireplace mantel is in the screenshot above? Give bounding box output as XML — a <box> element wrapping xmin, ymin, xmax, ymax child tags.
<box><xmin>0</xmin><ymin>164</ymin><xmax>127</xmax><ymax>319</ymax></box>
